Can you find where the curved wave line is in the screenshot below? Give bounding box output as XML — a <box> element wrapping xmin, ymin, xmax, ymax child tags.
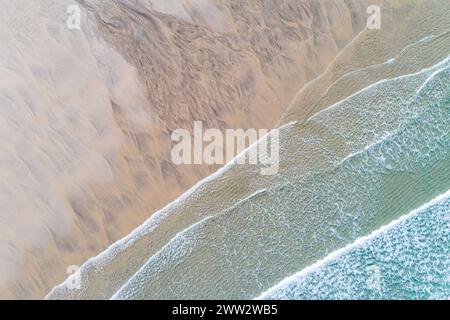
<box><xmin>255</xmin><ymin>189</ymin><xmax>450</xmax><ymax>300</ymax></box>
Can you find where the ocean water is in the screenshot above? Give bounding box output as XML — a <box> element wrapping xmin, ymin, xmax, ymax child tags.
<box><xmin>47</xmin><ymin>52</ymin><xmax>450</xmax><ymax>300</ymax></box>
<box><xmin>46</xmin><ymin>1</ymin><xmax>450</xmax><ymax>299</ymax></box>
<box><xmin>258</xmin><ymin>190</ymin><xmax>450</xmax><ymax>300</ymax></box>
<box><xmin>109</xmin><ymin>57</ymin><xmax>450</xmax><ymax>300</ymax></box>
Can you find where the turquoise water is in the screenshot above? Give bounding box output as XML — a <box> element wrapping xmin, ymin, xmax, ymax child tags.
<box><xmin>259</xmin><ymin>190</ymin><xmax>450</xmax><ymax>300</ymax></box>
<box><xmin>47</xmin><ymin>39</ymin><xmax>450</xmax><ymax>300</ymax></box>
<box><xmin>110</xmin><ymin>58</ymin><xmax>450</xmax><ymax>300</ymax></box>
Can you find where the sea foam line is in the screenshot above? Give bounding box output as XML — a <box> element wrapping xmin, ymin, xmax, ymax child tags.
<box><xmin>307</xmin><ymin>55</ymin><xmax>450</xmax><ymax>122</ymax></box>
<box><xmin>47</xmin><ymin>56</ymin><xmax>450</xmax><ymax>297</ymax></box>
<box><xmin>46</xmin><ymin>120</ymin><xmax>298</xmax><ymax>297</ymax></box>
<box><xmin>110</xmin><ymin>214</ymin><xmax>214</xmax><ymax>300</ymax></box>
<box><xmin>319</xmin><ymin>33</ymin><xmax>440</xmax><ymax>99</ymax></box>
<box><xmin>255</xmin><ymin>188</ymin><xmax>450</xmax><ymax>299</ymax></box>
<box><xmin>279</xmin><ymin>1</ymin><xmax>390</xmax><ymax>122</ymax></box>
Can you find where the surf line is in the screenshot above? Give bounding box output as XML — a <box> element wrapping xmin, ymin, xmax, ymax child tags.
<box><xmin>47</xmin><ymin>119</ymin><xmax>298</xmax><ymax>299</ymax></box>
<box><xmin>110</xmin><ymin>215</ymin><xmax>213</xmax><ymax>299</ymax></box>
<box><xmin>255</xmin><ymin>188</ymin><xmax>450</xmax><ymax>299</ymax></box>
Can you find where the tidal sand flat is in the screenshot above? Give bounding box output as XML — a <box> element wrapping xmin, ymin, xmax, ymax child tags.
<box><xmin>48</xmin><ymin>0</ymin><xmax>450</xmax><ymax>300</ymax></box>
<box><xmin>1</xmin><ymin>0</ymin><xmax>448</xmax><ymax>300</ymax></box>
<box><xmin>109</xmin><ymin>55</ymin><xmax>450</xmax><ymax>300</ymax></box>
<box><xmin>0</xmin><ymin>0</ymin><xmax>370</xmax><ymax>298</ymax></box>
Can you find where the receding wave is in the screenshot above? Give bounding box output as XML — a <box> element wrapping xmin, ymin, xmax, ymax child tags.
<box><xmin>106</xmin><ymin>57</ymin><xmax>450</xmax><ymax>300</ymax></box>
<box><xmin>46</xmin><ymin>5</ymin><xmax>450</xmax><ymax>299</ymax></box>
<box><xmin>257</xmin><ymin>189</ymin><xmax>450</xmax><ymax>300</ymax></box>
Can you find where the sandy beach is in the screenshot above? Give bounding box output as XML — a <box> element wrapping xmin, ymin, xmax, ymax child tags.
<box><xmin>0</xmin><ymin>0</ymin><xmax>370</xmax><ymax>299</ymax></box>
<box><xmin>47</xmin><ymin>0</ymin><xmax>450</xmax><ymax>300</ymax></box>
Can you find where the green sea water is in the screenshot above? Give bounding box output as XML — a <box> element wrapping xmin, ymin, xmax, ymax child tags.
<box><xmin>258</xmin><ymin>190</ymin><xmax>450</xmax><ymax>300</ymax></box>
<box><xmin>111</xmin><ymin>58</ymin><xmax>450</xmax><ymax>299</ymax></box>
<box><xmin>46</xmin><ymin>1</ymin><xmax>450</xmax><ymax>300</ymax></box>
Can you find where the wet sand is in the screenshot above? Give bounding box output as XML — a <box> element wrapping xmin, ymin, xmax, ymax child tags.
<box><xmin>46</xmin><ymin>0</ymin><xmax>450</xmax><ymax>300</ymax></box>
<box><xmin>0</xmin><ymin>0</ymin><xmax>370</xmax><ymax>298</ymax></box>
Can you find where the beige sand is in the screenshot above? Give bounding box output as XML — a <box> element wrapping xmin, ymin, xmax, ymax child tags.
<box><xmin>279</xmin><ymin>0</ymin><xmax>450</xmax><ymax>125</ymax></box>
<box><xmin>46</xmin><ymin>0</ymin><xmax>450</xmax><ymax>300</ymax></box>
<box><xmin>0</xmin><ymin>0</ymin><xmax>370</xmax><ymax>298</ymax></box>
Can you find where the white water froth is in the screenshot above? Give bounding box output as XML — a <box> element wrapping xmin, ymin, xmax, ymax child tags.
<box><xmin>47</xmin><ymin>55</ymin><xmax>450</xmax><ymax>298</ymax></box>
<box><xmin>308</xmin><ymin>55</ymin><xmax>450</xmax><ymax>121</ymax></box>
<box><xmin>256</xmin><ymin>189</ymin><xmax>450</xmax><ymax>299</ymax></box>
<box><xmin>46</xmin><ymin>120</ymin><xmax>297</xmax><ymax>298</ymax></box>
<box><xmin>110</xmin><ymin>214</ymin><xmax>214</xmax><ymax>300</ymax></box>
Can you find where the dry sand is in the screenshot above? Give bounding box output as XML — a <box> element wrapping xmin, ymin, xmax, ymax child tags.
<box><xmin>45</xmin><ymin>0</ymin><xmax>450</xmax><ymax>300</ymax></box>
<box><xmin>0</xmin><ymin>0</ymin><xmax>371</xmax><ymax>298</ymax></box>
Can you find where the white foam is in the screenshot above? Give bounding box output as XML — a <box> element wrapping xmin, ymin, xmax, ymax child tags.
<box><xmin>137</xmin><ymin>0</ymin><xmax>191</xmax><ymax>21</ymax></box>
<box><xmin>0</xmin><ymin>0</ymin><xmax>151</xmax><ymax>289</ymax></box>
<box><xmin>256</xmin><ymin>188</ymin><xmax>450</xmax><ymax>299</ymax></box>
<box><xmin>319</xmin><ymin>33</ymin><xmax>439</xmax><ymax>99</ymax></box>
<box><xmin>47</xmin><ymin>119</ymin><xmax>297</xmax><ymax>297</ymax></box>
<box><xmin>132</xmin><ymin>0</ymin><xmax>228</xmax><ymax>32</ymax></box>
<box><xmin>307</xmin><ymin>55</ymin><xmax>450</xmax><ymax>121</ymax></box>
<box><xmin>333</xmin><ymin>60</ymin><xmax>450</xmax><ymax>167</ymax></box>
<box><xmin>110</xmin><ymin>214</ymin><xmax>214</xmax><ymax>299</ymax></box>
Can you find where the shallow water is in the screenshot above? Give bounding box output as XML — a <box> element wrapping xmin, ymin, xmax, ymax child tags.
<box><xmin>47</xmin><ymin>0</ymin><xmax>450</xmax><ymax>300</ymax></box>
<box><xmin>111</xmin><ymin>58</ymin><xmax>450</xmax><ymax>299</ymax></box>
<box><xmin>258</xmin><ymin>190</ymin><xmax>450</xmax><ymax>300</ymax></box>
